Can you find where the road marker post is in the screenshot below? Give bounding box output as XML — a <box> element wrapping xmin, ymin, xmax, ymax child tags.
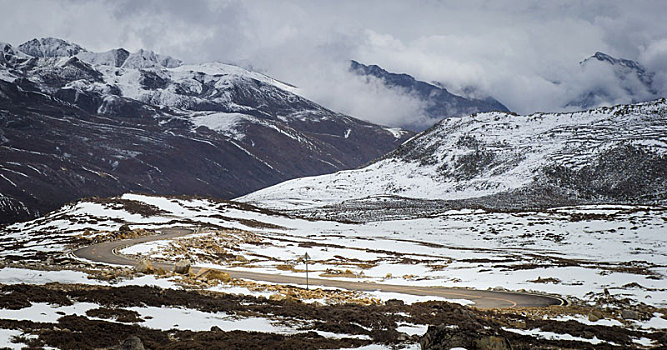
<box><xmin>304</xmin><ymin>252</ymin><xmax>310</xmax><ymax>290</ymax></box>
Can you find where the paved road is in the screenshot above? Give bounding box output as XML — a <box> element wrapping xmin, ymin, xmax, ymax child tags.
<box><xmin>73</xmin><ymin>227</ymin><xmax>566</xmax><ymax>309</ymax></box>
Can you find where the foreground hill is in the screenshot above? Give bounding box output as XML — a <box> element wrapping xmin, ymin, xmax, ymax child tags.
<box><xmin>241</xmin><ymin>99</ymin><xmax>667</xmax><ymax>220</ymax></box>
<box><xmin>0</xmin><ymin>38</ymin><xmax>411</xmax><ymax>223</ymax></box>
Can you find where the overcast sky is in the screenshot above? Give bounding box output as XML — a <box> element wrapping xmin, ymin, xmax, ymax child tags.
<box><xmin>2</xmin><ymin>0</ymin><xmax>667</xmax><ymax>128</ymax></box>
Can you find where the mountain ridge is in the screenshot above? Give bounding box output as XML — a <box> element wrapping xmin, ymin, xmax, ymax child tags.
<box><xmin>0</xmin><ymin>37</ymin><xmax>412</xmax><ymax>224</ymax></box>
<box><xmin>350</xmin><ymin>60</ymin><xmax>510</xmax><ymax>131</ymax></box>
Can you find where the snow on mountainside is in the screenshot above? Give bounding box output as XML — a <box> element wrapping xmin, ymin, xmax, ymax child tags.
<box><xmin>241</xmin><ymin>99</ymin><xmax>667</xmax><ymax>218</ymax></box>
<box><xmin>0</xmin><ymin>38</ymin><xmax>411</xmax><ymax>224</ymax></box>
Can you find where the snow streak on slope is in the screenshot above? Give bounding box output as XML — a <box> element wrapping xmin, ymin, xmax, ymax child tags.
<box><xmin>190</xmin><ymin>112</ymin><xmax>251</xmax><ymax>140</ymax></box>
<box><xmin>240</xmin><ymin>99</ymin><xmax>667</xmax><ymax>211</ymax></box>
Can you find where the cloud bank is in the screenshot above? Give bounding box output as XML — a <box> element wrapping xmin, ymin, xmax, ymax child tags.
<box><xmin>1</xmin><ymin>0</ymin><xmax>666</xmax><ymax>128</ymax></box>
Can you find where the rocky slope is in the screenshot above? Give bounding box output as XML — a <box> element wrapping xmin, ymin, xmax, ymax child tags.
<box><xmin>350</xmin><ymin>60</ymin><xmax>510</xmax><ymax>131</ymax></box>
<box><xmin>241</xmin><ymin>99</ymin><xmax>667</xmax><ymax>219</ymax></box>
<box><xmin>0</xmin><ymin>38</ymin><xmax>411</xmax><ymax>223</ymax></box>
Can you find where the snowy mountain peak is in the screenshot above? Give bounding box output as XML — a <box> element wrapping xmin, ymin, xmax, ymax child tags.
<box><xmin>17</xmin><ymin>37</ymin><xmax>86</xmax><ymax>58</ymax></box>
<box><xmin>567</xmin><ymin>52</ymin><xmax>658</xmax><ymax>109</ymax></box>
<box><xmin>76</xmin><ymin>47</ymin><xmax>180</xmax><ymax>69</ymax></box>
<box><xmin>14</xmin><ymin>37</ymin><xmax>181</xmax><ymax>69</ymax></box>
<box><xmin>582</xmin><ymin>51</ymin><xmax>654</xmax><ymax>89</ymax></box>
<box><xmin>588</xmin><ymin>51</ymin><xmax>645</xmax><ymax>72</ymax></box>
<box><xmin>76</xmin><ymin>48</ymin><xmax>130</xmax><ymax>68</ymax></box>
<box><xmin>0</xmin><ymin>42</ymin><xmax>30</xmax><ymax>73</ymax></box>
<box><xmin>120</xmin><ymin>48</ymin><xmax>182</xmax><ymax>69</ymax></box>
<box><xmin>1</xmin><ymin>42</ymin><xmax>13</xmax><ymax>54</ymax></box>
<box><xmin>350</xmin><ymin>60</ymin><xmax>417</xmax><ymax>88</ymax></box>
<box><xmin>0</xmin><ymin>37</ymin><xmax>411</xmax><ymax>223</ymax></box>
<box><xmin>0</xmin><ymin>42</ymin><xmax>17</xmax><ymax>62</ymax></box>
<box><xmin>350</xmin><ymin>60</ymin><xmax>510</xmax><ymax>131</ymax></box>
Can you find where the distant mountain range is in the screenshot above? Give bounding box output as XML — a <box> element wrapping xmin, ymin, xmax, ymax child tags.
<box><xmin>350</xmin><ymin>60</ymin><xmax>510</xmax><ymax>131</ymax></box>
<box><xmin>241</xmin><ymin>99</ymin><xmax>667</xmax><ymax>221</ymax></box>
<box><xmin>3</xmin><ymin>37</ymin><xmax>665</xmax><ymax>225</ymax></box>
<box><xmin>566</xmin><ymin>51</ymin><xmax>660</xmax><ymax>110</ymax></box>
<box><xmin>0</xmin><ymin>37</ymin><xmax>412</xmax><ymax>223</ymax></box>
<box><xmin>352</xmin><ymin>51</ymin><xmax>664</xmax><ymax>120</ymax></box>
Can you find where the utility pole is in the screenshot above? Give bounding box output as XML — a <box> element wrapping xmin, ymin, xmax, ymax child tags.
<box><xmin>304</xmin><ymin>252</ymin><xmax>310</xmax><ymax>290</ymax></box>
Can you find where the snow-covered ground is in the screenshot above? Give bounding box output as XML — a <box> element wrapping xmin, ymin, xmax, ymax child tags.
<box><xmin>0</xmin><ymin>299</ymin><xmax>427</xmax><ymax>349</ymax></box>
<box><xmin>0</xmin><ymin>267</ymin><xmax>179</xmax><ymax>289</ymax></box>
<box><xmin>0</xmin><ymin>301</ymin><xmax>297</xmax><ymax>333</ymax></box>
<box><xmin>502</xmin><ymin>327</ymin><xmax>613</xmax><ymax>346</ymax></box>
<box><xmin>155</xmin><ymin>206</ymin><xmax>666</xmax><ymax>306</ymax></box>
<box><xmin>0</xmin><ymin>328</ymin><xmax>31</xmax><ymax>350</ymax></box>
<box><xmin>4</xmin><ymin>194</ymin><xmax>665</xmax><ymax>307</ymax></box>
<box><xmin>0</xmin><ymin>300</ymin><xmax>377</xmax><ymax>347</ymax></box>
<box><xmin>0</xmin><ymin>266</ymin><xmax>462</xmax><ymax>306</ymax></box>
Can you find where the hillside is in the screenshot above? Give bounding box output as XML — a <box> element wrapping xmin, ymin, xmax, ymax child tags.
<box><xmin>240</xmin><ymin>99</ymin><xmax>667</xmax><ymax>220</ymax></box>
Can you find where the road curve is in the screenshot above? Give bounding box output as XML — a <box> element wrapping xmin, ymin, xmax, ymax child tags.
<box><xmin>73</xmin><ymin>227</ymin><xmax>566</xmax><ymax>309</ymax></box>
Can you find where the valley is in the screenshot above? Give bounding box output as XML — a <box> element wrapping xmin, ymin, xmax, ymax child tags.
<box><xmin>1</xmin><ymin>90</ymin><xmax>666</xmax><ymax>348</ymax></box>
<box><xmin>0</xmin><ymin>29</ymin><xmax>666</xmax><ymax>349</ymax></box>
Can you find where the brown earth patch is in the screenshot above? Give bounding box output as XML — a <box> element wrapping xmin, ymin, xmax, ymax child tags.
<box><xmin>86</xmin><ymin>307</ymin><xmax>144</xmax><ymax>323</ymax></box>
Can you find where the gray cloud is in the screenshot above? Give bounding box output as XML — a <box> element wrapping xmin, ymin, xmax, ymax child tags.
<box><xmin>1</xmin><ymin>0</ymin><xmax>666</xmax><ymax>126</ymax></box>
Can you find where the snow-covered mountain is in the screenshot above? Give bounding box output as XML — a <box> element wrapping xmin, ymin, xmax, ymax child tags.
<box><xmin>241</xmin><ymin>99</ymin><xmax>667</xmax><ymax>220</ymax></box>
<box><xmin>566</xmin><ymin>52</ymin><xmax>659</xmax><ymax>109</ymax></box>
<box><xmin>350</xmin><ymin>60</ymin><xmax>510</xmax><ymax>131</ymax></box>
<box><xmin>16</xmin><ymin>37</ymin><xmax>86</xmax><ymax>58</ymax></box>
<box><xmin>0</xmin><ymin>38</ymin><xmax>412</xmax><ymax>223</ymax></box>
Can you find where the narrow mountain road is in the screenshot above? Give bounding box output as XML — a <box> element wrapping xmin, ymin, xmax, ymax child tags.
<box><xmin>73</xmin><ymin>227</ymin><xmax>566</xmax><ymax>309</ymax></box>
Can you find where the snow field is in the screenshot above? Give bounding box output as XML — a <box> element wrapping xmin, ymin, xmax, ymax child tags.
<box><xmin>4</xmin><ymin>194</ymin><xmax>666</xmax><ymax>306</ymax></box>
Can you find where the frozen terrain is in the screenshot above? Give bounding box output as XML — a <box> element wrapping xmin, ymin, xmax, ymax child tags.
<box><xmin>1</xmin><ymin>191</ymin><xmax>666</xmax><ymax>349</ymax></box>
<box><xmin>3</xmin><ymin>194</ymin><xmax>665</xmax><ymax>308</ymax></box>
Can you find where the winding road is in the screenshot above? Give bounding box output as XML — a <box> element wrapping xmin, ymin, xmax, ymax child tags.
<box><xmin>73</xmin><ymin>227</ymin><xmax>566</xmax><ymax>309</ymax></box>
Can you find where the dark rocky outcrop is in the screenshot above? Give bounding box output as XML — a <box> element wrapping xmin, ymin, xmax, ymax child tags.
<box><xmin>420</xmin><ymin>324</ymin><xmax>512</xmax><ymax>350</ymax></box>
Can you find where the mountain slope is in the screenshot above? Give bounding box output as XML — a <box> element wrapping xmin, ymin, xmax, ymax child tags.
<box><xmin>0</xmin><ymin>38</ymin><xmax>411</xmax><ymax>223</ymax></box>
<box><xmin>240</xmin><ymin>99</ymin><xmax>667</xmax><ymax>220</ymax></box>
<box><xmin>350</xmin><ymin>60</ymin><xmax>510</xmax><ymax>131</ymax></box>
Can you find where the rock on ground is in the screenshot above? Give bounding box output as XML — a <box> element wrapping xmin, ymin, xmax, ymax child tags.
<box><xmin>205</xmin><ymin>269</ymin><xmax>231</xmax><ymax>282</ymax></box>
<box><xmin>173</xmin><ymin>260</ymin><xmax>191</xmax><ymax>274</ymax></box>
<box><xmin>108</xmin><ymin>336</ymin><xmax>145</xmax><ymax>350</ymax></box>
<box><xmin>621</xmin><ymin>309</ymin><xmax>640</xmax><ymax>320</ymax></box>
<box><xmin>134</xmin><ymin>259</ymin><xmax>154</xmax><ymax>274</ymax></box>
